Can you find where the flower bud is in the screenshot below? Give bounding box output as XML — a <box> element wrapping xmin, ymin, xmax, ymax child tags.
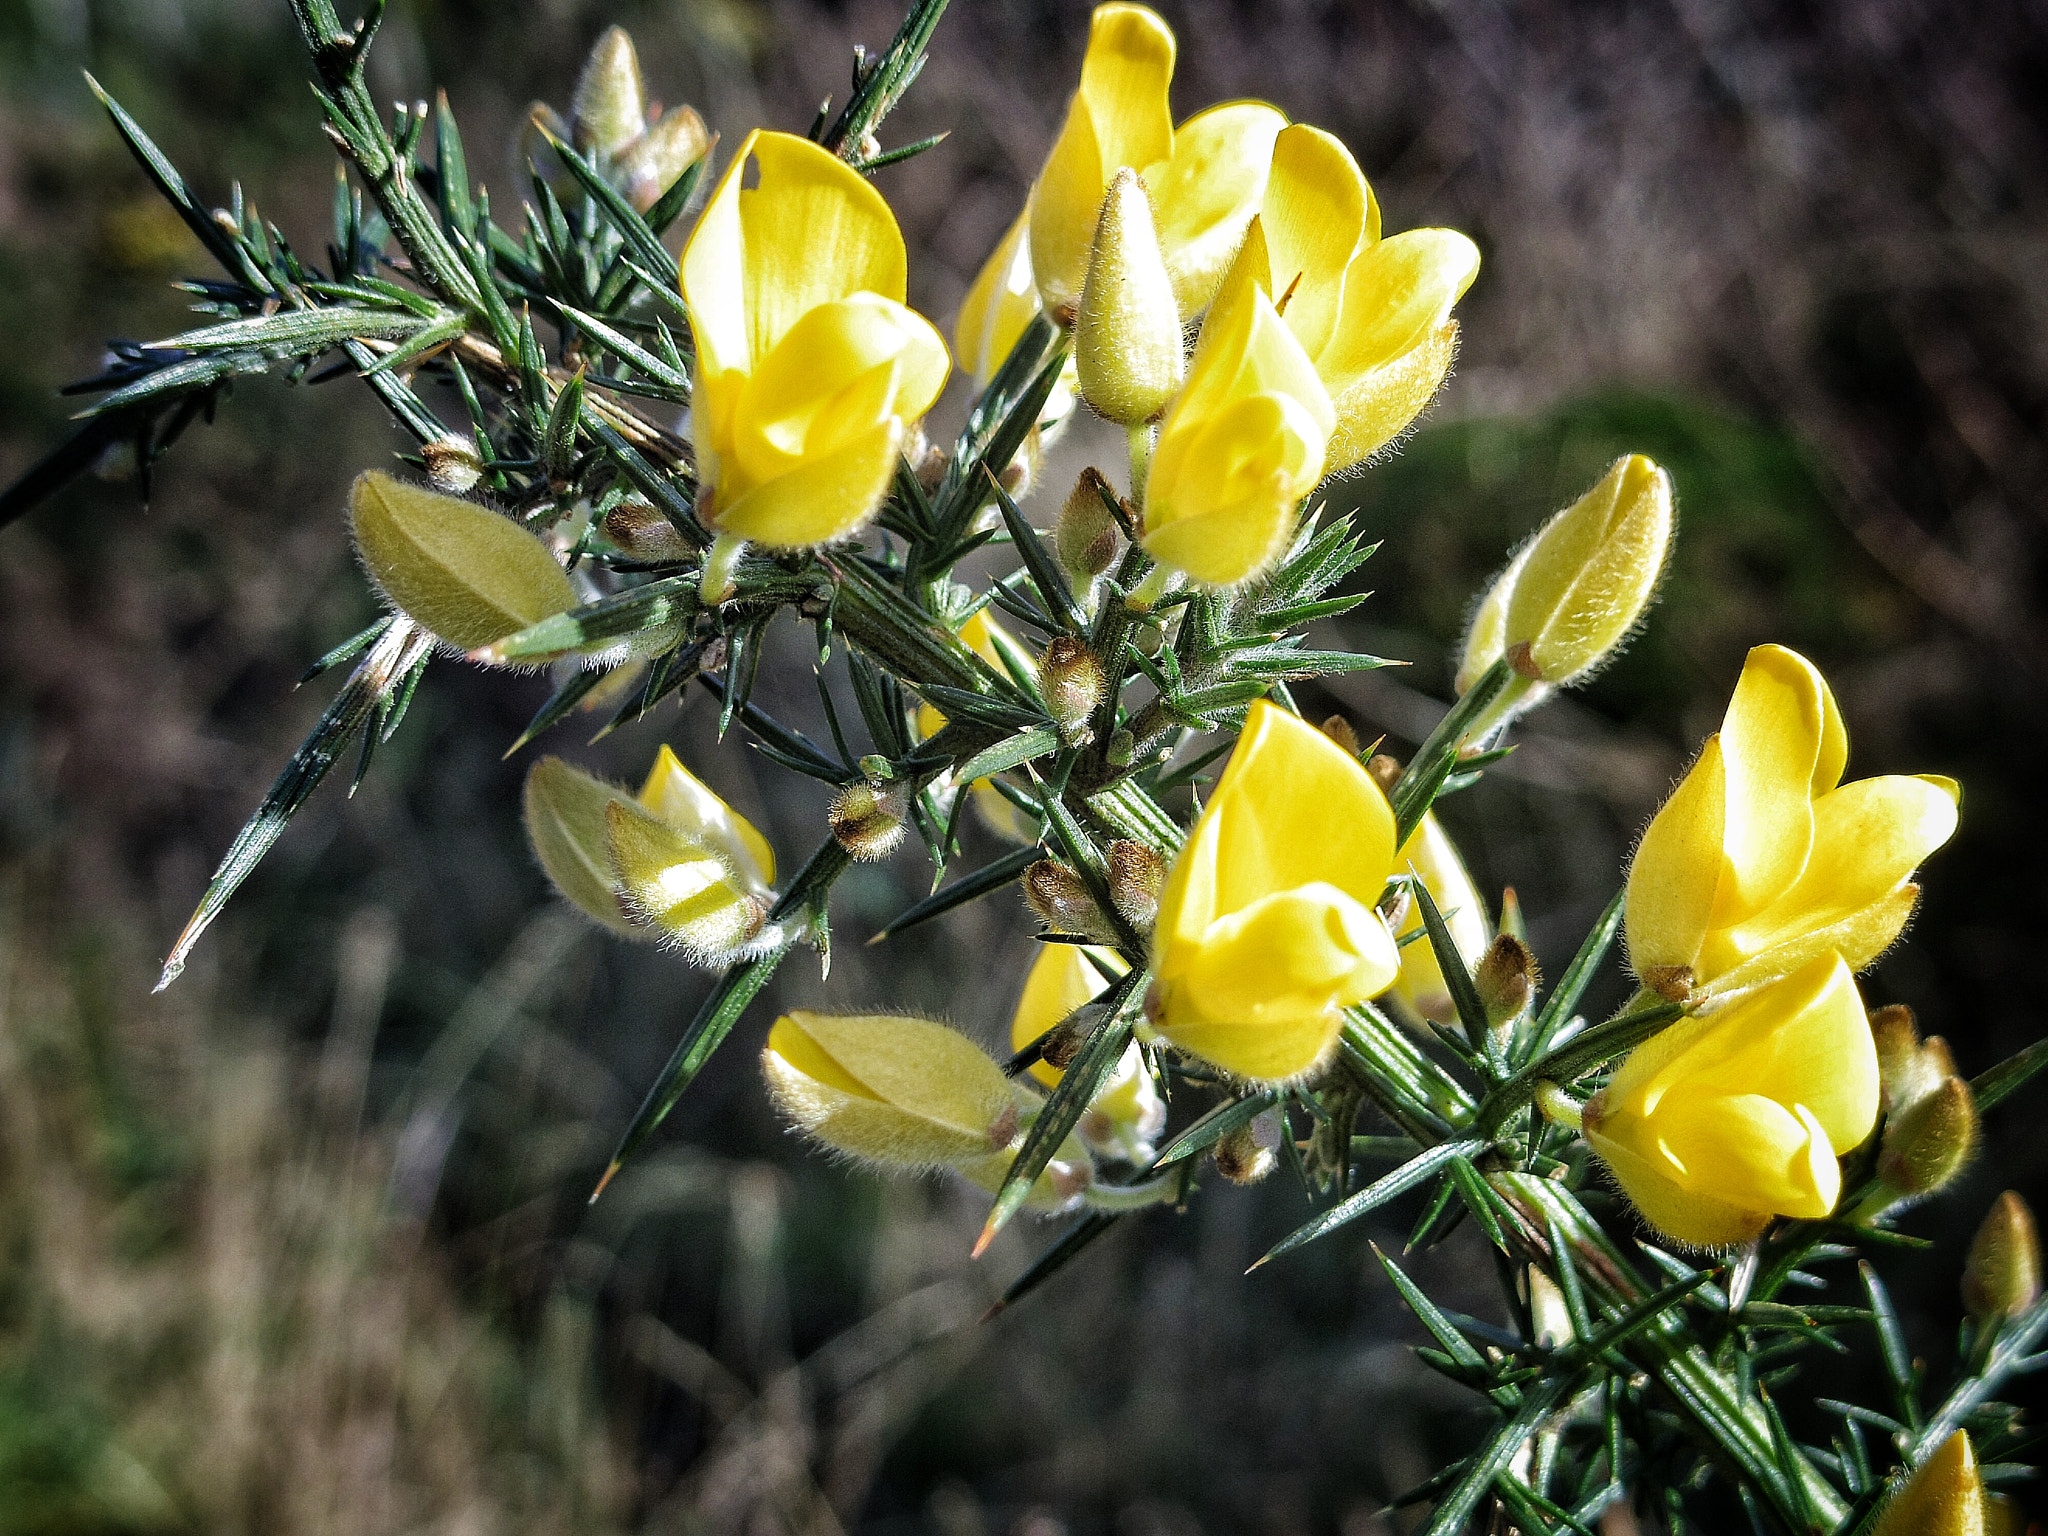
<box><xmin>422</xmin><ymin>434</ymin><xmax>484</xmax><ymax>494</ymax></box>
<box><xmin>1108</xmin><ymin>839</ymin><xmax>1167</xmax><ymax>935</ymax></box>
<box><xmin>1502</xmin><ymin>454</ymin><xmax>1672</xmax><ymax>686</ymax></box>
<box><xmin>764</xmin><ymin>1011</ymin><xmax>1025</xmax><ymax>1170</ymax></box>
<box><xmin>1025</xmin><ymin>859</ymin><xmax>1119</xmax><ymax>944</ymax></box>
<box><xmin>1876</xmin><ymin>1074</ymin><xmax>1978</xmax><ymax>1199</ymax></box>
<box><xmin>1474</xmin><ymin>934</ymin><xmax>1539</xmax><ymax>1028</ymax></box>
<box><xmin>1964</xmin><ymin>1192</ymin><xmax>2041</xmax><ymax>1323</ymax></box>
<box><xmin>1041</xmin><ymin>636</ymin><xmax>1106</xmax><ymax>744</ymax></box>
<box><xmin>1873</xmin><ymin>1003</ymin><xmax>1955</xmax><ymax>1116</ymax></box>
<box><xmin>1527</xmin><ymin>1268</ymin><xmax>1575</xmax><ymax>1349</ymax></box>
<box><xmin>1214</xmin><ymin>1110</ymin><xmax>1283</xmax><ymax>1185</ymax></box>
<box><xmin>1074</xmin><ymin>169</ymin><xmax>1185</xmax><ymax>427</ymax></box>
<box><xmin>570</xmin><ymin>26</ymin><xmax>647</xmax><ymax>160</ymax></box>
<box><xmin>1873</xmin><ymin>1430</ymin><xmax>1987</xmax><ymax>1536</ymax></box>
<box><xmin>1055</xmin><ymin>467</ymin><xmax>1123</xmax><ymax>582</ymax></box>
<box><xmin>522</xmin><ymin>757</ymin><xmax>644</xmax><ymax>937</ymax></box>
<box><xmin>350</xmin><ymin>471</ymin><xmax>577</xmax><ymax>654</ymax></box>
<box><xmin>617</xmin><ymin>106</ymin><xmax>712</xmax><ymax>213</ymax></box>
<box><xmin>600</xmin><ymin>496</ymin><xmax>694</xmax><ymax>563</ymax></box>
<box><xmin>828</xmin><ymin>779</ymin><xmax>910</xmax><ymax>862</ymax></box>
<box><xmin>1320</xmin><ymin>715</ymin><xmax>1363</xmax><ymax>758</ymax></box>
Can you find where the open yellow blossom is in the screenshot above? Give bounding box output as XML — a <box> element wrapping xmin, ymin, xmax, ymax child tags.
<box><xmin>1141</xmin><ymin>244</ymin><xmax>1335</xmax><ymax>586</ymax></box>
<box><xmin>1228</xmin><ymin>124</ymin><xmax>1481</xmax><ymax>473</ymax></box>
<box><xmin>1011</xmin><ymin>945</ymin><xmax>1163</xmax><ymax>1163</ymax></box>
<box><xmin>1625</xmin><ymin>644</ymin><xmax>1960</xmax><ymax>1002</ymax></box>
<box><xmin>1151</xmin><ymin>700</ymin><xmax>1402</xmax><ymax>1082</ymax></box>
<box><xmin>1873</xmin><ymin>1431</ymin><xmax>1989</xmax><ymax>1536</ymax></box>
<box><xmin>1584</xmin><ymin>952</ymin><xmax>1879</xmax><ymax>1249</ymax></box>
<box><xmin>960</xmin><ymin>2</ymin><xmax>1283</xmax><ymax>338</ymax></box>
<box><xmin>764</xmin><ymin>1011</ymin><xmax>1090</xmax><ymax>1208</ymax></box>
<box><xmin>1390</xmin><ymin>813</ymin><xmax>1490</xmax><ymax>1025</ymax></box>
<box><xmin>682</xmin><ymin>130</ymin><xmax>949</xmax><ymax>550</ymax></box>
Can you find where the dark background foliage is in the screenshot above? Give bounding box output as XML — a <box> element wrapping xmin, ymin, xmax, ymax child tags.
<box><xmin>1</xmin><ymin>0</ymin><xmax>2045</xmax><ymax>1530</ymax></box>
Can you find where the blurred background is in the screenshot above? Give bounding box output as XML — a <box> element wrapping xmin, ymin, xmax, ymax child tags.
<box><xmin>1</xmin><ymin>0</ymin><xmax>2045</xmax><ymax>1530</ymax></box>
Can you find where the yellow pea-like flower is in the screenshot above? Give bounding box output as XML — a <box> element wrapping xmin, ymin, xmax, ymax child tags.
<box><xmin>1010</xmin><ymin>945</ymin><xmax>1164</xmax><ymax>1163</ymax></box>
<box><xmin>961</xmin><ymin>2</ymin><xmax>1284</xmax><ymax>337</ymax></box>
<box><xmin>1625</xmin><ymin>644</ymin><xmax>1960</xmax><ymax>1002</ymax></box>
<box><xmin>1459</xmin><ymin>454</ymin><xmax>1674</xmax><ymax>689</ymax></box>
<box><xmin>1873</xmin><ymin>1431</ymin><xmax>1988</xmax><ymax>1536</ymax></box>
<box><xmin>349</xmin><ymin>470</ymin><xmax>576</xmax><ymax>653</ymax></box>
<box><xmin>764</xmin><ymin>1010</ymin><xmax>1091</xmax><ymax>1207</ymax></box>
<box><xmin>608</xmin><ymin>745</ymin><xmax>780</xmax><ymax>964</ymax></box>
<box><xmin>1389</xmin><ymin>813</ymin><xmax>1490</xmax><ymax>1025</ymax></box>
<box><xmin>1151</xmin><ymin>700</ymin><xmax>1403</xmax><ymax>1082</ymax></box>
<box><xmin>1583</xmin><ymin>951</ymin><xmax>1879</xmax><ymax>1250</ymax></box>
<box><xmin>1141</xmin><ymin>244</ymin><xmax>1335</xmax><ymax>587</ymax></box>
<box><xmin>1227</xmin><ymin>124</ymin><xmax>1481</xmax><ymax>474</ymax></box>
<box><xmin>682</xmin><ymin>130</ymin><xmax>949</xmax><ymax>550</ymax></box>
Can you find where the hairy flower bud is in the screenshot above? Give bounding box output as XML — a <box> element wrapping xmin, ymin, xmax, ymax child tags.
<box><xmin>422</xmin><ymin>434</ymin><xmax>485</xmax><ymax>494</ymax></box>
<box><xmin>828</xmin><ymin>779</ymin><xmax>911</xmax><ymax>863</ymax></box>
<box><xmin>1872</xmin><ymin>1003</ymin><xmax>1956</xmax><ymax>1116</ymax></box>
<box><xmin>1474</xmin><ymin>933</ymin><xmax>1539</xmax><ymax>1028</ymax></box>
<box><xmin>1877</xmin><ymin>1075</ymin><xmax>1978</xmax><ymax>1198</ymax></box>
<box><xmin>349</xmin><ymin>470</ymin><xmax>575</xmax><ymax>654</ymax></box>
<box><xmin>1964</xmin><ymin>1192</ymin><xmax>2041</xmax><ymax>1323</ymax></box>
<box><xmin>1075</xmin><ymin>169</ymin><xmax>1186</xmax><ymax>426</ymax></box>
<box><xmin>1108</xmin><ymin>839</ymin><xmax>1168</xmax><ymax>934</ymax></box>
<box><xmin>1873</xmin><ymin>1431</ymin><xmax>1988</xmax><ymax>1536</ymax></box>
<box><xmin>1025</xmin><ymin>859</ymin><xmax>1118</xmax><ymax>944</ymax></box>
<box><xmin>522</xmin><ymin>756</ymin><xmax>644</xmax><ymax>937</ymax></box>
<box><xmin>1214</xmin><ymin>1109</ymin><xmax>1283</xmax><ymax>1185</ymax></box>
<box><xmin>617</xmin><ymin>105</ymin><xmax>712</xmax><ymax>213</ymax></box>
<box><xmin>1041</xmin><ymin>636</ymin><xmax>1107</xmax><ymax>744</ymax></box>
<box><xmin>600</xmin><ymin>496</ymin><xmax>695</xmax><ymax>563</ymax></box>
<box><xmin>1055</xmin><ymin>467</ymin><xmax>1123</xmax><ymax>581</ymax></box>
<box><xmin>570</xmin><ymin>26</ymin><xmax>647</xmax><ymax>159</ymax></box>
<box><xmin>1320</xmin><ymin>715</ymin><xmax>1363</xmax><ymax>758</ymax></box>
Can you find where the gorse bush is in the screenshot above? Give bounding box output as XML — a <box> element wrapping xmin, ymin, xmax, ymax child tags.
<box><xmin>5</xmin><ymin>0</ymin><xmax>2044</xmax><ymax>1529</ymax></box>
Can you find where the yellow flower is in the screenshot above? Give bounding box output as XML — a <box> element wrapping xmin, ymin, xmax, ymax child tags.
<box><xmin>1141</xmin><ymin>244</ymin><xmax>1335</xmax><ymax>586</ymax></box>
<box><xmin>682</xmin><ymin>130</ymin><xmax>949</xmax><ymax>549</ymax></box>
<box><xmin>764</xmin><ymin>1010</ymin><xmax>1091</xmax><ymax>1207</ymax></box>
<box><xmin>1389</xmin><ymin>813</ymin><xmax>1490</xmax><ymax>1025</ymax></box>
<box><xmin>1873</xmin><ymin>1431</ymin><xmax>1988</xmax><ymax>1536</ymax></box>
<box><xmin>1226</xmin><ymin>124</ymin><xmax>1481</xmax><ymax>474</ymax></box>
<box><xmin>1625</xmin><ymin>644</ymin><xmax>1960</xmax><ymax>1001</ymax></box>
<box><xmin>1583</xmin><ymin>952</ymin><xmax>1879</xmax><ymax>1249</ymax></box>
<box><xmin>1010</xmin><ymin>945</ymin><xmax>1164</xmax><ymax>1163</ymax></box>
<box><xmin>1151</xmin><ymin>700</ymin><xmax>1402</xmax><ymax>1082</ymax></box>
<box><xmin>962</xmin><ymin>2</ymin><xmax>1284</xmax><ymax>335</ymax></box>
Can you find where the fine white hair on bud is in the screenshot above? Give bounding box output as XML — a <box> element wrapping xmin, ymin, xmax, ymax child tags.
<box><xmin>1074</xmin><ymin>169</ymin><xmax>1185</xmax><ymax>428</ymax></box>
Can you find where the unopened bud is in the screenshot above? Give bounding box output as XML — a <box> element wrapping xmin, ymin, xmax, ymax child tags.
<box><xmin>349</xmin><ymin>470</ymin><xmax>575</xmax><ymax>653</ymax></box>
<box><xmin>1474</xmin><ymin>934</ymin><xmax>1539</xmax><ymax>1027</ymax></box>
<box><xmin>1041</xmin><ymin>637</ymin><xmax>1106</xmax><ymax>744</ymax></box>
<box><xmin>1320</xmin><ymin>715</ymin><xmax>1362</xmax><ymax>757</ymax></box>
<box><xmin>422</xmin><ymin>434</ymin><xmax>485</xmax><ymax>494</ymax></box>
<box><xmin>1074</xmin><ymin>169</ymin><xmax>1184</xmax><ymax>427</ymax></box>
<box><xmin>601</xmin><ymin>495</ymin><xmax>694</xmax><ymax>562</ymax></box>
<box><xmin>1872</xmin><ymin>1430</ymin><xmax>1987</xmax><ymax>1536</ymax></box>
<box><xmin>1365</xmin><ymin>752</ymin><xmax>1401</xmax><ymax>791</ymax></box>
<box><xmin>1025</xmin><ymin>859</ymin><xmax>1117</xmax><ymax>943</ymax></box>
<box><xmin>1214</xmin><ymin>1110</ymin><xmax>1283</xmax><ymax>1185</ymax></box>
<box><xmin>1877</xmin><ymin>1074</ymin><xmax>1978</xmax><ymax>1198</ymax></box>
<box><xmin>1106</xmin><ymin>728</ymin><xmax>1135</xmax><ymax>767</ymax></box>
<box><xmin>829</xmin><ymin>779</ymin><xmax>910</xmax><ymax>862</ymax></box>
<box><xmin>570</xmin><ymin>26</ymin><xmax>647</xmax><ymax>159</ymax></box>
<box><xmin>1527</xmin><ymin>1268</ymin><xmax>1575</xmax><ymax>1349</ymax></box>
<box><xmin>1873</xmin><ymin>1003</ymin><xmax>1956</xmax><ymax>1116</ymax></box>
<box><xmin>1460</xmin><ymin>454</ymin><xmax>1672</xmax><ymax>691</ymax></box>
<box><xmin>1000</xmin><ymin>425</ymin><xmax>1044</xmax><ymax>500</ymax></box>
<box><xmin>617</xmin><ymin>106</ymin><xmax>711</xmax><ymax>212</ymax></box>
<box><xmin>1108</xmin><ymin>840</ymin><xmax>1167</xmax><ymax>934</ymax></box>
<box><xmin>1054</xmin><ymin>467</ymin><xmax>1122</xmax><ymax>581</ymax></box>
<box><xmin>1964</xmin><ymin>1192</ymin><xmax>2041</xmax><ymax>1323</ymax></box>
<box><xmin>1038</xmin><ymin>1015</ymin><xmax>1091</xmax><ymax>1071</ymax></box>
<box><xmin>522</xmin><ymin>757</ymin><xmax>644</xmax><ymax>938</ymax></box>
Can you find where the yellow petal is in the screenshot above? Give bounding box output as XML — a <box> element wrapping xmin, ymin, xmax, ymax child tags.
<box><xmin>605</xmin><ymin>799</ymin><xmax>765</xmax><ymax>963</ymax></box>
<box><xmin>1148</xmin><ymin>100</ymin><xmax>1286</xmax><ymax>318</ymax></box>
<box><xmin>1587</xmin><ymin>1116</ymin><xmax>1772</xmax><ymax>1250</ymax></box>
<box><xmin>1316</xmin><ymin>229</ymin><xmax>1479</xmax><ymax>407</ymax></box>
<box><xmin>711</xmin><ymin>416</ymin><xmax>904</xmax><ymax>549</ymax></box>
<box><xmin>1011</xmin><ymin>944</ymin><xmax>1128</xmax><ymax>1089</ymax></box>
<box><xmin>1028</xmin><ymin>2</ymin><xmax>1176</xmax><ymax>315</ymax></box>
<box><xmin>1392</xmin><ymin>813</ymin><xmax>1490</xmax><ymax>1023</ymax></box>
<box><xmin>1322</xmin><ymin>319</ymin><xmax>1459</xmax><ymax>474</ymax></box>
<box><xmin>1625</xmin><ymin>734</ymin><xmax>1728</xmax><ymax>978</ymax></box>
<box><xmin>1259</xmin><ymin>123</ymin><xmax>1371</xmax><ymax>360</ymax></box>
<box><xmin>1704</xmin><ymin>885</ymin><xmax>1921</xmax><ymax>999</ymax></box>
<box><xmin>1873</xmin><ymin>1431</ymin><xmax>1986</xmax><ymax>1536</ymax></box>
<box><xmin>1711</xmin><ymin>644</ymin><xmax>1834</xmax><ymax>927</ymax></box>
<box><xmin>1650</xmin><ymin>1089</ymin><xmax>1840</xmax><ymax>1220</ymax></box>
<box><xmin>1180</xmin><ymin>882</ymin><xmax>1398</xmax><ymax>1023</ymax></box>
<box><xmin>954</xmin><ymin>210</ymin><xmax>1040</xmax><ymax>384</ymax></box>
<box><xmin>1142</xmin><ymin>388</ymin><xmax>1328</xmax><ymax>586</ymax></box>
<box><xmin>636</xmin><ymin>742</ymin><xmax>777</xmax><ymax>887</ymax></box>
<box><xmin>1454</xmin><ymin>530</ymin><xmax>1528</xmax><ymax>696</ymax></box>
